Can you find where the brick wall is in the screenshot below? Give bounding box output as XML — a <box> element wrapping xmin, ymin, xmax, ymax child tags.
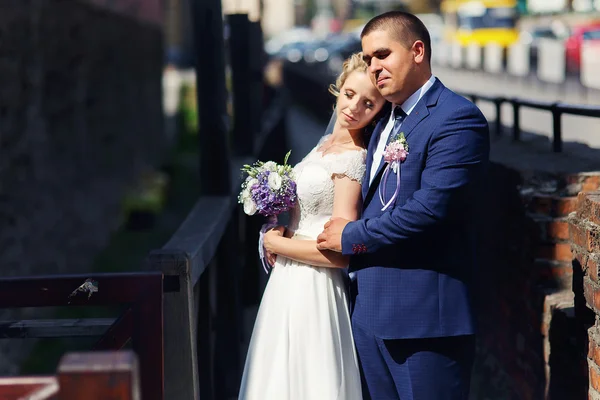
<box><xmin>528</xmin><ymin>175</ymin><xmax>600</xmax><ymax>399</ymax></box>
<box><xmin>569</xmin><ymin>192</ymin><xmax>600</xmax><ymax>399</ymax></box>
<box><xmin>472</xmin><ymin>163</ymin><xmax>545</xmax><ymax>399</ymax></box>
<box><xmin>473</xmin><ymin>167</ymin><xmax>600</xmax><ymax>399</ymax></box>
<box><xmin>0</xmin><ymin>0</ymin><xmax>164</xmax><ymax>373</ymax></box>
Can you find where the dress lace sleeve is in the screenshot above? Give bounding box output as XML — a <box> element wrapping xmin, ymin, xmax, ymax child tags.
<box><xmin>327</xmin><ymin>150</ymin><xmax>367</xmax><ymax>183</ymax></box>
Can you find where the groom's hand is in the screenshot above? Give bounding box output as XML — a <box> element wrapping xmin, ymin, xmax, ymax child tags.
<box><xmin>316</xmin><ymin>217</ymin><xmax>349</xmax><ymax>252</ymax></box>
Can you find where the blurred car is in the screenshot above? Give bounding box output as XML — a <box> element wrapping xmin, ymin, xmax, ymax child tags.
<box><xmin>277</xmin><ymin>41</ymin><xmax>311</xmax><ymax>63</ymax></box>
<box><xmin>323</xmin><ymin>34</ymin><xmax>362</xmax><ymax>75</ymax></box>
<box><xmin>565</xmin><ymin>22</ymin><xmax>600</xmax><ymax>73</ymax></box>
<box><xmin>264</xmin><ymin>27</ymin><xmax>314</xmax><ymax>58</ymax></box>
<box><xmin>519</xmin><ymin>26</ymin><xmax>565</xmax><ymax>69</ymax></box>
<box><xmin>303</xmin><ymin>33</ymin><xmax>361</xmax><ymax>64</ymax></box>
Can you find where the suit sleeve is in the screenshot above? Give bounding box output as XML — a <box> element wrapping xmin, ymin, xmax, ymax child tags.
<box><xmin>341</xmin><ymin>105</ymin><xmax>490</xmax><ymax>255</ymax></box>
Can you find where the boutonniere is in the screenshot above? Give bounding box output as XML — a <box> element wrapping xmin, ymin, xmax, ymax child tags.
<box><xmin>379</xmin><ymin>132</ymin><xmax>409</xmax><ymax>211</ymax></box>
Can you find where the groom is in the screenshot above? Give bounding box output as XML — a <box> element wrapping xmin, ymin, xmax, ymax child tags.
<box><xmin>317</xmin><ymin>11</ymin><xmax>489</xmax><ymax>400</ymax></box>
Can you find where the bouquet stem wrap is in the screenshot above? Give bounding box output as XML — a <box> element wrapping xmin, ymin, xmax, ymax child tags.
<box><xmin>258</xmin><ymin>215</ymin><xmax>278</xmax><ymax>274</ymax></box>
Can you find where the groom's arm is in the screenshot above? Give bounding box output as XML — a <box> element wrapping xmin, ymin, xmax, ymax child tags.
<box><xmin>341</xmin><ymin>105</ymin><xmax>489</xmax><ymax>256</ymax></box>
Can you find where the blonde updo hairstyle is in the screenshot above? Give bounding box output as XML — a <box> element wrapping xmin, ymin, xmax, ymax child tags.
<box><xmin>328</xmin><ymin>52</ymin><xmax>368</xmax><ymax>97</ymax></box>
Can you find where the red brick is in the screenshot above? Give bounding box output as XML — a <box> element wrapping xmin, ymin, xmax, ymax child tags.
<box><xmin>589</xmin><ymin>333</ymin><xmax>600</xmax><ymax>366</ymax></box>
<box><xmin>574</xmin><ymin>249</ymin><xmax>589</xmax><ymax>270</ymax></box>
<box><xmin>573</xmin><ymin>250</ymin><xmax>600</xmax><ymax>283</ymax></box>
<box><xmin>584</xmin><ymin>278</ymin><xmax>600</xmax><ymax>313</ymax></box>
<box><xmin>536</xmin><ymin>242</ymin><xmax>573</xmax><ymax>262</ymax></box>
<box><xmin>577</xmin><ymin>192</ymin><xmax>600</xmax><ymax>222</ymax></box>
<box><xmin>530</xmin><ymin>195</ymin><xmax>577</xmax><ymax>217</ymax></box>
<box><xmin>570</xmin><ymin>222</ymin><xmax>587</xmax><ymax>249</ymax></box>
<box><xmin>591</xmin><ymin>257</ymin><xmax>600</xmax><ymax>284</ymax></box>
<box><xmin>530</xmin><ymin>195</ymin><xmax>553</xmax><ymax>215</ymax></box>
<box><xmin>582</xmin><ymin>176</ymin><xmax>600</xmax><ymax>192</ymax></box>
<box><xmin>556</xmin><ymin>196</ymin><xmax>578</xmax><ymax>216</ymax></box>
<box><xmin>547</xmin><ymin>219</ymin><xmax>570</xmax><ymax>241</ymax></box>
<box><xmin>570</xmin><ymin>222</ymin><xmax>600</xmax><ymax>253</ymax></box>
<box><xmin>584</xmin><ymin>281</ymin><xmax>593</xmax><ymax>308</ymax></box>
<box><xmin>586</xmin><ymin>194</ymin><xmax>600</xmax><ymax>227</ymax></box>
<box><xmin>536</xmin><ymin>260</ymin><xmax>573</xmax><ymax>289</ymax></box>
<box><xmin>591</xmin><ymin>365</ymin><xmax>600</xmax><ymax>393</ymax></box>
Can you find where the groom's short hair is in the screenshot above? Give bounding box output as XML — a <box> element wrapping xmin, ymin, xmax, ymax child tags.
<box><xmin>361</xmin><ymin>11</ymin><xmax>432</xmax><ymax>64</ymax></box>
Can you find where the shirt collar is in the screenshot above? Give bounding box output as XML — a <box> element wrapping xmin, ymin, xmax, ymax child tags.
<box><xmin>392</xmin><ymin>75</ymin><xmax>436</xmax><ymax>118</ymax></box>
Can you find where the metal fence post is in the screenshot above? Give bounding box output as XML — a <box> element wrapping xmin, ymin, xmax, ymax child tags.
<box><xmin>249</xmin><ymin>20</ymin><xmax>265</xmax><ymax>138</ymax></box>
<box><xmin>512</xmin><ymin>99</ymin><xmax>521</xmax><ymax>141</ymax></box>
<box><xmin>228</xmin><ymin>14</ymin><xmax>253</xmax><ymax>157</ymax></box>
<box><xmin>552</xmin><ymin>105</ymin><xmax>563</xmax><ymax>152</ymax></box>
<box><xmin>494</xmin><ymin>98</ymin><xmax>503</xmax><ymax>136</ymax></box>
<box><xmin>147</xmin><ymin>251</ymin><xmax>200</xmax><ymax>400</ymax></box>
<box><xmin>214</xmin><ymin>213</ymin><xmax>243</xmax><ymax>398</ymax></box>
<box><xmin>193</xmin><ymin>0</ymin><xmax>231</xmax><ymax>195</ymax></box>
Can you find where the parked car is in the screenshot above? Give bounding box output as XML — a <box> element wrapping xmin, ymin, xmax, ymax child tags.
<box><xmin>565</xmin><ymin>22</ymin><xmax>600</xmax><ymax>73</ymax></box>
<box><xmin>519</xmin><ymin>26</ymin><xmax>564</xmax><ymax>69</ymax></box>
<box><xmin>264</xmin><ymin>27</ymin><xmax>314</xmax><ymax>60</ymax></box>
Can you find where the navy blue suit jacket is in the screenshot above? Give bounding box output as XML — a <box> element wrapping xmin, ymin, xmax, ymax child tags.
<box><xmin>341</xmin><ymin>78</ymin><xmax>490</xmax><ymax>340</ymax></box>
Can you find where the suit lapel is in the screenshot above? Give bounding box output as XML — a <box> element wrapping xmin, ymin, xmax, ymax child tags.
<box><xmin>363</xmin><ymin>78</ymin><xmax>445</xmax><ymax>206</ymax></box>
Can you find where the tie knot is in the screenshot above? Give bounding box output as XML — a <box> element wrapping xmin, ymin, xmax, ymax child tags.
<box><xmin>393</xmin><ymin>106</ymin><xmax>406</xmax><ymax>121</ymax></box>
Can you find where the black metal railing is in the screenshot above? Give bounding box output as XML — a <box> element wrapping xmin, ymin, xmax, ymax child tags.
<box><xmin>146</xmin><ymin>7</ymin><xmax>288</xmax><ymax>397</ymax></box>
<box><xmin>146</xmin><ymin>87</ymin><xmax>287</xmax><ymax>399</ymax></box>
<box><xmin>0</xmin><ymin>272</ymin><xmax>164</xmax><ymax>400</ymax></box>
<box><xmin>460</xmin><ymin>92</ymin><xmax>600</xmax><ymax>153</ymax></box>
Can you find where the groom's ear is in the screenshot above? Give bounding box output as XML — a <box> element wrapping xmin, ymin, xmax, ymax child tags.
<box><xmin>325</xmin><ymin>107</ymin><xmax>337</xmax><ymax>134</ymax></box>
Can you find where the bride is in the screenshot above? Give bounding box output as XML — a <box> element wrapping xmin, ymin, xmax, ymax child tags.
<box><xmin>238</xmin><ymin>53</ymin><xmax>386</xmax><ymax>399</ymax></box>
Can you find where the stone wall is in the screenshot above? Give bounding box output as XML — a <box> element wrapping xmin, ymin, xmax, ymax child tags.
<box><xmin>0</xmin><ymin>0</ymin><xmax>165</xmax><ymax>372</ymax></box>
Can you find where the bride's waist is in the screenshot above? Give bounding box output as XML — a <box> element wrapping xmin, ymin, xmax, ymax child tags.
<box><xmin>291</xmin><ymin>215</ymin><xmax>330</xmax><ymax>238</ymax></box>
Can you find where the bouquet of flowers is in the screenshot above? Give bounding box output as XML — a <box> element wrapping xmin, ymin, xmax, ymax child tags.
<box><xmin>238</xmin><ymin>150</ymin><xmax>297</xmax><ymax>272</ymax></box>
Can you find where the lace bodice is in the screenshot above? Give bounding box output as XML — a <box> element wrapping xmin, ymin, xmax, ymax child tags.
<box><xmin>288</xmin><ymin>135</ymin><xmax>367</xmax><ymax>238</ymax></box>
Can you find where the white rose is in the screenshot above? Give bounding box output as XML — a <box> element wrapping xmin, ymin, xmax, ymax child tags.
<box><xmin>243</xmin><ymin>197</ymin><xmax>257</xmax><ymax>215</ymax></box>
<box><xmin>268</xmin><ymin>173</ymin><xmax>282</xmax><ymax>190</ymax></box>
<box><xmin>262</xmin><ymin>161</ymin><xmax>277</xmax><ymax>171</ymax></box>
<box><xmin>247</xmin><ymin>178</ymin><xmax>258</xmax><ymax>188</ymax></box>
<box><xmin>240</xmin><ymin>188</ymin><xmax>251</xmax><ymax>201</ymax></box>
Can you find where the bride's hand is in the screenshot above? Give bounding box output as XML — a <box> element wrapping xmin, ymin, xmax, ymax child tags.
<box><xmin>264</xmin><ymin>226</ymin><xmax>286</xmax><ymax>266</ymax></box>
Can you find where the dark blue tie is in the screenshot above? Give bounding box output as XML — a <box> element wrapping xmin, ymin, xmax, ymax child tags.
<box><xmin>388</xmin><ymin>106</ymin><xmax>407</xmax><ymax>144</ymax></box>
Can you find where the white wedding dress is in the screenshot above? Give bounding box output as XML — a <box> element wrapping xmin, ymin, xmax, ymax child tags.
<box><xmin>238</xmin><ymin>135</ymin><xmax>366</xmax><ymax>400</ymax></box>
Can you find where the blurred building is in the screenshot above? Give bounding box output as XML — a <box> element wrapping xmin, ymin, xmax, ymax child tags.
<box><xmin>221</xmin><ymin>0</ymin><xmax>296</xmax><ymax>38</ymax></box>
<box><xmin>262</xmin><ymin>0</ymin><xmax>296</xmax><ymax>36</ymax></box>
<box><xmin>352</xmin><ymin>0</ymin><xmax>439</xmax><ymax>14</ymax></box>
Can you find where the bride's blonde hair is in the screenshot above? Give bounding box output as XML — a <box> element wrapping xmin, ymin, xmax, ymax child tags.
<box><xmin>328</xmin><ymin>52</ymin><xmax>368</xmax><ymax>97</ymax></box>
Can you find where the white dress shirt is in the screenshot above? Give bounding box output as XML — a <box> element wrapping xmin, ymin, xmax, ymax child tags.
<box><xmin>369</xmin><ymin>75</ymin><xmax>437</xmax><ymax>184</ymax></box>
